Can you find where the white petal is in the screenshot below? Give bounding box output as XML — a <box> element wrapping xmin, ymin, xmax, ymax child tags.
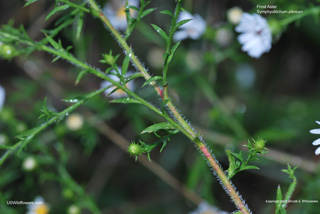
<box><xmin>312</xmin><ymin>138</ymin><xmax>320</xmax><ymax>146</ymax></box>
<box><xmin>0</xmin><ymin>85</ymin><xmax>5</xmax><ymax>112</ymax></box>
<box><xmin>315</xmin><ymin>147</ymin><xmax>320</xmax><ymax>155</ymax></box>
<box><xmin>173</xmin><ymin>30</ymin><xmax>189</xmax><ymax>41</ymax></box>
<box><xmin>310</xmin><ymin>129</ymin><xmax>320</xmax><ymax>134</ymax></box>
<box><xmin>177</xmin><ymin>11</ymin><xmax>194</xmax><ymax>24</ymax></box>
<box><xmin>129</xmin><ymin>0</ymin><xmax>140</xmax><ymax>7</ymax></box>
<box><xmin>238</xmin><ymin>32</ymin><xmax>256</xmax><ymax>45</ymax></box>
<box><xmin>316</xmin><ymin>121</ymin><xmax>320</xmax><ymax>125</ymax></box>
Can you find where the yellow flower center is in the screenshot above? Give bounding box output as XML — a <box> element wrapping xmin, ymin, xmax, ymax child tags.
<box><xmin>111</xmin><ymin>82</ymin><xmax>130</xmax><ymax>97</ymax></box>
<box><xmin>35</xmin><ymin>204</ymin><xmax>49</xmax><ymax>214</ymax></box>
<box><xmin>116</xmin><ymin>6</ymin><xmax>126</xmax><ymax>19</ymax></box>
<box><xmin>116</xmin><ymin>4</ymin><xmax>136</xmax><ymax>19</ymax></box>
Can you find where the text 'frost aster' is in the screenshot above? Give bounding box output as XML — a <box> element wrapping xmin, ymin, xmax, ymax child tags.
<box><xmin>173</xmin><ymin>11</ymin><xmax>206</xmax><ymax>41</ymax></box>
<box><xmin>235</xmin><ymin>13</ymin><xmax>272</xmax><ymax>58</ymax></box>
<box><xmin>310</xmin><ymin>121</ymin><xmax>320</xmax><ymax>155</ymax></box>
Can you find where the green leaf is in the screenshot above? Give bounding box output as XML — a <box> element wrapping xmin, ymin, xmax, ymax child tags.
<box><xmin>160</xmin><ymin>10</ymin><xmax>173</xmax><ymax>17</ymax></box>
<box><xmin>159</xmin><ymin>140</ymin><xmax>167</xmax><ymax>152</ymax></box>
<box><xmin>275</xmin><ymin>185</ymin><xmax>284</xmax><ymax>214</ymax></box>
<box><xmin>110</xmin><ymin>98</ymin><xmax>142</xmax><ymax>104</ymax></box>
<box><xmin>75</xmin><ymin>12</ymin><xmax>84</xmax><ymax>40</ymax></box>
<box><xmin>45</xmin><ymin>34</ymin><xmax>60</xmax><ymax>50</ymax></box>
<box><xmin>24</xmin><ymin>0</ymin><xmax>40</xmax><ymax>7</ymax></box>
<box><xmin>226</xmin><ymin>150</ymin><xmax>237</xmax><ymax>179</ymax></box>
<box><xmin>122</xmin><ymin>53</ymin><xmax>131</xmax><ymax>76</ymax></box>
<box><xmin>141</xmin><ymin>8</ymin><xmax>156</xmax><ymax>18</ymax></box>
<box><xmin>242</xmin><ymin>165</ymin><xmax>259</xmax><ymax>170</ymax></box>
<box><xmin>129</xmin><ymin>6</ymin><xmax>140</xmax><ymax>11</ymax></box>
<box><xmin>46</xmin><ymin>5</ymin><xmax>70</xmax><ymax>21</ymax></box>
<box><xmin>232</xmin><ymin>151</ymin><xmax>244</xmax><ymax>162</ymax></box>
<box><xmin>75</xmin><ymin>70</ymin><xmax>88</xmax><ymax>85</ymax></box>
<box><xmin>151</xmin><ymin>24</ymin><xmax>168</xmax><ymax>42</ymax></box>
<box><xmin>141</xmin><ymin>122</ymin><xmax>176</xmax><ymax>134</ymax></box>
<box><xmin>175</xmin><ymin>19</ymin><xmax>192</xmax><ymax>29</ymax></box>
<box><xmin>167</xmin><ymin>42</ymin><xmax>180</xmax><ymax>63</ymax></box>
<box><xmin>142</xmin><ymin>76</ymin><xmax>163</xmax><ymax>87</ymax></box>
<box><xmin>126</xmin><ymin>72</ymin><xmax>143</xmax><ymax>81</ymax></box>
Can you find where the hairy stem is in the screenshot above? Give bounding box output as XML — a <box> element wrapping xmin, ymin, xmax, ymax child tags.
<box><xmin>86</xmin><ymin>0</ymin><xmax>251</xmax><ymax>213</ymax></box>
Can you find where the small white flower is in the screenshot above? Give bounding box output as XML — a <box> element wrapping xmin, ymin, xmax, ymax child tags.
<box><xmin>23</xmin><ymin>157</ymin><xmax>37</xmax><ymax>171</ymax></box>
<box><xmin>103</xmin><ymin>0</ymin><xmax>139</xmax><ymax>31</ymax></box>
<box><xmin>100</xmin><ymin>69</ymin><xmax>135</xmax><ymax>99</ymax></box>
<box><xmin>189</xmin><ymin>201</ymin><xmax>229</xmax><ymax>214</ymax></box>
<box><xmin>27</xmin><ymin>196</ymin><xmax>50</xmax><ymax>214</ymax></box>
<box><xmin>66</xmin><ymin>113</ymin><xmax>84</xmax><ymax>131</ymax></box>
<box><xmin>0</xmin><ymin>85</ymin><xmax>5</xmax><ymax>112</ymax></box>
<box><xmin>235</xmin><ymin>13</ymin><xmax>272</xmax><ymax>58</ymax></box>
<box><xmin>310</xmin><ymin>121</ymin><xmax>320</xmax><ymax>155</ymax></box>
<box><xmin>173</xmin><ymin>11</ymin><xmax>206</xmax><ymax>41</ymax></box>
<box><xmin>227</xmin><ymin>7</ymin><xmax>243</xmax><ymax>24</ymax></box>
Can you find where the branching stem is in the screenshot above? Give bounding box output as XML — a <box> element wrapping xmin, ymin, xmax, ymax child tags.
<box><xmin>86</xmin><ymin>0</ymin><xmax>251</xmax><ymax>213</ymax></box>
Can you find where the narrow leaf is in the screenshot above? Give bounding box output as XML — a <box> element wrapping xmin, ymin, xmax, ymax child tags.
<box><xmin>122</xmin><ymin>53</ymin><xmax>130</xmax><ymax>76</ymax></box>
<box><xmin>242</xmin><ymin>165</ymin><xmax>259</xmax><ymax>170</ymax></box>
<box><xmin>75</xmin><ymin>70</ymin><xmax>88</xmax><ymax>85</ymax></box>
<box><xmin>129</xmin><ymin>6</ymin><xmax>139</xmax><ymax>11</ymax></box>
<box><xmin>45</xmin><ymin>34</ymin><xmax>60</xmax><ymax>50</ymax></box>
<box><xmin>160</xmin><ymin>10</ymin><xmax>173</xmax><ymax>17</ymax></box>
<box><xmin>141</xmin><ymin>122</ymin><xmax>176</xmax><ymax>134</ymax></box>
<box><xmin>275</xmin><ymin>185</ymin><xmax>283</xmax><ymax>214</ymax></box>
<box><xmin>110</xmin><ymin>98</ymin><xmax>142</xmax><ymax>104</ymax></box>
<box><xmin>175</xmin><ymin>19</ymin><xmax>192</xmax><ymax>29</ymax></box>
<box><xmin>24</xmin><ymin>0</ymin><xmax>40</xmax><ymax>7</ymax></box>
<box><xmin>141</xmin><ymin>8</ymin><xmax>156</xmax><ymax>18</ymax></box>
<box><xmin>151</xmin><ymin>24</ymin><xmax>168</xmax><ymax>42</ymax></box>
<box><xmin>75</xmin><ymin>12</ymin><xmax>84</xmax><ymax>40</ymax></box>
<box><xmin>126</xmin><ymin>72</ymin><xmax>143</xmax><ymax>81</ymax></box>
<box><xmin>142</xmin><ymin>76</ymin><xmax>163</xmax><ymax>87</ymax></box>
<box><xmin>232</xmin><ymin>152</ymin><xmax>244</xmax><ymax>162</ymax></box>
<box><xmin>167</xmin><ymin>41</ymin><xmax>180</xmax><ymax>63</ymax></box>
<box><xmin>46</xmin><ymin>5</ymin><xmax>70</xmax><ymax>21</ymax></box>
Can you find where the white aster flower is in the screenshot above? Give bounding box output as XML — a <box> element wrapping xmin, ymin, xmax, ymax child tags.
<box><xmin>27</xmin><ymin>196</ymin><xmax>50</xmax><ymax>214</ymax></box>
<box><xmin>173</xmin><ymin>11</ymin><xmax>206</xmax><ymax>41</ymax></box>
<box><xmin>0</xmin><ymin>85</ymin><xmax>5</xmax><ymax>112</ymax></box>
<box><xmin>103</xmin><ymin>0</ymin><xmax>139</xmax><ymax>31</ymax></box>
<box><xmin>227</xmin><ymin>7</ymin><xmax>243</xmax><ymax>24</ymax></box>
<box><xmin>235</xmin><ymin>13</ymin><xmax>272</xmax><ymax>58</ymax></box>
<box><xmin>189</xmin><ymin>201</ymin><xmax>229</xmax><ymax>214</ymax></box>
<box><xmin>310</xmin><ymin>121</ymin><xmax>320</xmax><ymax>155</ymax></box>
<box><xmin>100</xmin><ymin>69</ymin><xmax>135</xmax><ymax>99</ymax></box>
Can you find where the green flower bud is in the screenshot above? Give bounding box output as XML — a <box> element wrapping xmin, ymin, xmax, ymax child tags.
<box><xmin>128</xmin><ymin>142</ymin><xmax>144</xmax><ymax>156</ymax></box>
<box><xmin>101</xmin><ymin>51</ymin><xmax>119</xmax><ymax>66</ymax></box>
<box><xmin>254</xmin><ymin>139</ymin><xmax>266</xmax><ymax>153</ymax></box>
<box><xmin>0</xmin><ymin>42</ymin><xmax>18</xmax><ymax>59</ymax></box>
